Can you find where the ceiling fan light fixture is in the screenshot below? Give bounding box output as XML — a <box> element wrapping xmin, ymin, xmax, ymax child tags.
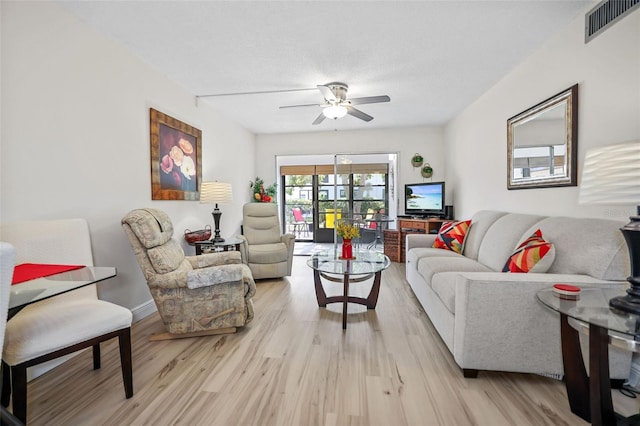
<box><xmin>323</xmin><ymin>105</ymin><xmax>348</xmax><ymax>120</ymax></box>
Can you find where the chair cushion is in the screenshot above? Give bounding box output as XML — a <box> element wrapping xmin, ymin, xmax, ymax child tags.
<box><xmin>242</xmin><ymin>203</ymin><xmax>282</xmax><ymax>245</ymax></box>
<box><xmin>248</xmin><ymin>242</ymin><xmax>289</xmax><ymax>264</ymax></box>
<box><xmin>121</xmin><ymin>208</ymin><xmax>174</xmax><ymax>249</ymax></box>
<box><xmin>3</xmin><ymin>299</ymin><xmax>132</xmax><ymax>366</ymax></box>
<box><xmin>502</xmin><ymin>229</ymin><xmax>555</xmax><ymax>273</ymax></box>
<box><xmin>147</xmin><ymin>238</ymin><xmax>186</xmax><ymax>273</ymax></box>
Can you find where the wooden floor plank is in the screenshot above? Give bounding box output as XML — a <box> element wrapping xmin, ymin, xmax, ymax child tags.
<box><xmin>23</xmin><ymin>255</ymin><xmax>635</xmax><ymax>425</ymax></box>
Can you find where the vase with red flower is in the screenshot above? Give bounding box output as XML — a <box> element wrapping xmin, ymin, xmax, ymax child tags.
<box><xmin>341</xmin><ymin>239</ymin><xmax>353</xmax><ymax>259</ymax></box>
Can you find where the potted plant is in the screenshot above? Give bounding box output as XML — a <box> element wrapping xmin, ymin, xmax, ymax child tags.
<box><xmin>411</xmin><ymin>153</ymin><xmax>424</xmax><ymax>167</ymax></box>
<box><xmin>421</xmin><ymin>164</ymin><xmax>433</xmax><ymax>178</ymax></box>
<box><xmin>335</xmin><ymin>220</ymin><xmax>360</xmax><ymax>259</ymax></box>
<box><xmin>250</xmin><ymin>177</ymin><xmax>277</xmax><ymax>202</ymax></box>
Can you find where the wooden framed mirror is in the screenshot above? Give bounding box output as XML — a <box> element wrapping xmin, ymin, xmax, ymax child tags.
<box><xmin>507</xmin><ymin>84</ymin><xmax>578</xmax><ymax>189</ymax></box>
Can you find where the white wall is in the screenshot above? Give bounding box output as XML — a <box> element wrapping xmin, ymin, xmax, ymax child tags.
<box><xmin>1</xmin><ymin>1</ymin><xmax>256</xmax><ymax>310</ymax></box>
<box><xmin>445</xmin><ymin>6</ymin><xmax>640</xmax><ymax>221</ymax></box>
<box><xmin>256</xmin><ymin>126</ymin><xmax>447</xmax><ymax>211</ymax></box>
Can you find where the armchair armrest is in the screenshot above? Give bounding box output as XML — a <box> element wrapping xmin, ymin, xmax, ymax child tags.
<box><xmin>281</xmin><ymin>233</ymin><xmax>295</xmax><ymax>247</ymax></box>
<box><xmin>187</xmin><ymin>264</ymin><xmax>244</xmax><ymax>289</ymax></box>
<box><xmin>237</xmin><ymin>235</ymin><xmax>248</xmax><ymax>264</ymax></box>
<box><xmin>187</xmin><ymin>251</ymin><xmax>242</xmax><ymax>269</ymax></box>
<box><xmin>148</xmin><ymin>261</ymin><xmax>248</xmax><ymax>289</ymax></box>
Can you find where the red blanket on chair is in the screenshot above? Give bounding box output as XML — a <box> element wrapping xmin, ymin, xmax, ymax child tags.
<box><xmin>11</xmin><ymin>263</ymin><xmax>86</xmax><ymax>285</ymax></box>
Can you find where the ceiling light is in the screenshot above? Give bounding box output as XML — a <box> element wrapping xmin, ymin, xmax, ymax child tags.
<box><xmin>323</xmin><ymin>105</ymin><xmax>348</xmax><ymax>120</ymax></box>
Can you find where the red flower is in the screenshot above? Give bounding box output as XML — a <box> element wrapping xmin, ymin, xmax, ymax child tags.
<box><xmin>262</xmin><ymin>195</ymin><xmax>271</xmax><ymax>202</ymax></box>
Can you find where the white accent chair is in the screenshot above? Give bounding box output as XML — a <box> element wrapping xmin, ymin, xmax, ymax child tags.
<box><xmin>0</xmin><ymin>242</ymin><xmax>15</xmax><ymax>371</ymax></box>
<box><xmin>0</xmin><ymin>219</ymin><xmax>133</xmax><ymax>423</ymax></box>
<box><xmin>239</xmin><ymin>203</ymin><xmax>295</xmax><ymax>279</ymax></box>
<box><xmin>0</xmin><ymin>242</ymin><xmax>20</xmax><ymax>425</ymax></box>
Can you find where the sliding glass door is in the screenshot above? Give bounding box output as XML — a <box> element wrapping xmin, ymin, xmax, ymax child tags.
<box><xmin>280</xmin><ymin>159</ymin><xmax>394</xmax><ymax>244</ymax></box>
<box><xmin>283</xmin><ymin>174</ymin><xmax>314</xmax><ymax>242</ymax></box>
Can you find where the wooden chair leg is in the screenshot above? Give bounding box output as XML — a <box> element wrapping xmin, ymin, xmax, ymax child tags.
<box><xmin>11</xmin><ymin>365</ymin><xmax>27</xmax><ymax>424</ymax></box>
<box><xmin>93</xmin><ymin>343</ymin><xmax>101</xmax><ymax>370</ymax></box>
<box><xmin>119</xmin><ymin>328</ymin><xmax>133</xmax><ymax>398</ymax></box>
<box><xmin>1</xmin><ymin>361</ymin><xmax>11</xmax><ymax>407</ymax></box>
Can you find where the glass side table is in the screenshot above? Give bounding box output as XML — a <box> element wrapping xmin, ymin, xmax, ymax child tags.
<box><xmin>537</xmin><ymin>287</ymin><xmax>640</xmax><ymax>426</ymax></box>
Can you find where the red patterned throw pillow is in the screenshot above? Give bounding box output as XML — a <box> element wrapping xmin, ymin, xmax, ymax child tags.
<box><xmin>432</xmin><ymin>220</ymin><xmax>471</xmax><ymax>254</ymax></box>
<box><xmin>503</xmin><ymin>229</ymin><xmax>555</xmax><ymax>273</ymax></box>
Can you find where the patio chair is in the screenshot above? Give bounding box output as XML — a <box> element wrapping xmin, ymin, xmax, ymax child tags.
<box><xmin>291</xmin><ymin>207</ymin><xmax>308</xmax><ymax>238</ymax></box>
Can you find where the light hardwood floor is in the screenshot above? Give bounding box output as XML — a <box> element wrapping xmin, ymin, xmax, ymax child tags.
<box><xmin>22</xmin><ymin>256</ymin><xmax>636</xmax><ymax>425</ymax></box>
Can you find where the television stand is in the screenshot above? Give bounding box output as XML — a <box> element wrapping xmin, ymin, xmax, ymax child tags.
<box><xmin>398</xmin><ymin>217</ymin><xmax>447</xmax><ymax>234</ymax></box>
<box><xmin>385</xmin><ymin>217</ymin><xmax>450</xmax><ymax>262</ymax></box>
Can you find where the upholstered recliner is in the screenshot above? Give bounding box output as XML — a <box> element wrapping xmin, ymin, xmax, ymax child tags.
<box><xmin>122</xmin><ymin>208</ymin><xmax>256</xmax><ymax>339</ymax></box>
<box><xmin>239</xmin><ymin>203</ymin><xmax>295</xmax><ymax>279</ymax></box>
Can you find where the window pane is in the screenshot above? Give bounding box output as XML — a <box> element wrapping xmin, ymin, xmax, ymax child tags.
<box><xmin>353</xmin><ymin>186</ymin><xmax>386</xmax><ymax>200</ymax></box>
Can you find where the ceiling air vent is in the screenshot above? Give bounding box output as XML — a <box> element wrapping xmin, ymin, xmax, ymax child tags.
<box><xmin>585</xmin><ymin>0</ymin><xmax>640</xmax><ymax>43</ymax></box>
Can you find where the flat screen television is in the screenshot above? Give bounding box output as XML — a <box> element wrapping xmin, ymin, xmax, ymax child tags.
<box><xmin>404</xmin><ymin>181</ymin><xmax>445</xmax><ymax>217</ymax></box>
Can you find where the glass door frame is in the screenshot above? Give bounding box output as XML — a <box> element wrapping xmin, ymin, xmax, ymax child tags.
<box><xmin>276</xmin><ymin>152</ymin><xmax>398</xmax><ymax>244</ymax></box>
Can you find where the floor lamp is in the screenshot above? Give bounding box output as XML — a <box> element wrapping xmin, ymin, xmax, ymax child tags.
<box><xmin>579</xmin><ymin>140</ymin><xmax>640</xmax><ymax>314</ymax></box>
<box><xmin>200</xmin><ymin>181</ymin><xmax>233</xmax><ymax>243</ymax></box>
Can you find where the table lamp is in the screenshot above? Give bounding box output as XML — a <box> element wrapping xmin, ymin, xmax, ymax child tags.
<box><xmin>200</xmin><ymin>181</ymin><xmax>233</xmax><ymax>243</ymax></box>
<box><xmin>579</xmin><ymin>140</ymin><xmax>640</xmax><ymax>314</ymax></box>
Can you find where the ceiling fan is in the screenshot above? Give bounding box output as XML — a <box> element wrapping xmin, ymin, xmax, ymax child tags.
<box><xmin>279</xmin><ymin>82</ymin><xmax>390</xmax><ymax>125</ymax></box>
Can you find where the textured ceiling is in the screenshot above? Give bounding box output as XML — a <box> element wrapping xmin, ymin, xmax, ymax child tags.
<box><xmin>58</xmin><ymin>0</ymin><xmax>591</xmax><ymax>134</ymax></box>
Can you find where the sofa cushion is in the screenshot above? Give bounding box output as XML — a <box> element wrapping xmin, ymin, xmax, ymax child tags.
<box><xmin>463</xmin><ymin>211</ymin><xmax>509</xmax><ymax>260</ymax></box>
<box><xmin>417</xmin><ymin>256</ymin><xmax>491</xmax><ymax>287</ymax></box>
<box><xmin>503</xmin><ymin>229</ymin><xmax>555</xmax><ymax>273</ymax></box>
<box><xmin>432</xmin><ymin>220</ymin><xmax>471</xmax><ymax>254</ymax></box>
<box><xmin>477</xmin><ymin>213</ymin><xmax>545</xmax><ymax>272</ymax></box>
<box><xmin>431</xmin><ymin>272</ymin><xmax>460</xmax><ymax>314</ymax></box>
<box><xmin>526</xmin><ymin>217</ymin><xmax>630</xmax><ymax>281</ymax></box>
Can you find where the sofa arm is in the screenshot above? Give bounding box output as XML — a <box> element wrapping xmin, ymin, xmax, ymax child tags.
<box><xmin>452</xmin><ymin>271</ymin><xmax>628</xmax><ymax>375</ymax></box>
<box><xmin>406</xmin><ymin>234</ymin><xmax>437</xmax><ymax>251</ymax></box>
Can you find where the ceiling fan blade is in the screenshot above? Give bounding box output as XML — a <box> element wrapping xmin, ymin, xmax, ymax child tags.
<box><xmin>348</xmin><ymin>95</ymin><xmax>390</xmax><ymax>105</ymax></box>
<box><xmin>312</xmin><ymin>113</ymin><xmax>326</xmax><ymax>125</ymax></box>
<box><xmin>317</xmin><ymin>85</ymin><xmax>337</xmax><ymax>102</ymax></box>
<box><xmin>346</xmin><ymin>106</ymin><xmax>373</xmax><ymax>122</ymax></box>
<box><xmin>279</xmin><ymin>103</ymin><xmax>322</xmax><ymax>109</ymax></box>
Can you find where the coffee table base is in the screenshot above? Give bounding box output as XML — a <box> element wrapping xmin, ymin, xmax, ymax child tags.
<box><xmin>313</xmin><ymin>269</ymin><xmax>382</xmax><ymax>329</ymax></box>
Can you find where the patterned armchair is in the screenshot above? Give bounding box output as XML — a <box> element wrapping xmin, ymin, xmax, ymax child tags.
<box><xmin>122</xmin><ymin>208</ymin><xmax>255</xmax><ymax>339</ymax></box>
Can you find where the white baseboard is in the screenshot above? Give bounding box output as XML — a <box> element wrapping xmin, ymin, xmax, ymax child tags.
<box><xmin>131</xmin><ymin>299</ymin><xmax>157</xmax><ymax>323</ymax></box>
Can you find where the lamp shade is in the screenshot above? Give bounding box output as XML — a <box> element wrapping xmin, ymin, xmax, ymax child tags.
<box><xmin>200</xmin><ymin>181</ymin><xmax>233</xmax><ymax>204</ymax></box>
<box><xmin>323</xmin><ymin>105</ymin><xmax>348</xmax><ymax>119</ymax></box>
<box><xmin>579</xmin><ymin>140</ymin><xmax>640</xmax><ymax>205</ymax></box>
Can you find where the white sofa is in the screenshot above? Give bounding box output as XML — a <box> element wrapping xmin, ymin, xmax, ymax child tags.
<box><xmin>405</xmin><ymin>210</ymin><xmax>632</xmax><ymax>378</ymax></box>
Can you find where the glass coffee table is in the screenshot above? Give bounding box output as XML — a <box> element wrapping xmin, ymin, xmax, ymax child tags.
<box><xmin>537</xmin><ymin>287</ymin><xmax>640</xmax><ymax>425</ymax></box>
<box><xmin>307</xmin><ymin>250</ymin><xmax>391</xmax><ymax>329</ymax></box>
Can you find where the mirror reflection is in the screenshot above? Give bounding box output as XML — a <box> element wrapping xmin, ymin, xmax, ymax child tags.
<box><xmin>507</xmin><ymin>84</ymin><xmax>578</xmax><ymax>189</ymax></box>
